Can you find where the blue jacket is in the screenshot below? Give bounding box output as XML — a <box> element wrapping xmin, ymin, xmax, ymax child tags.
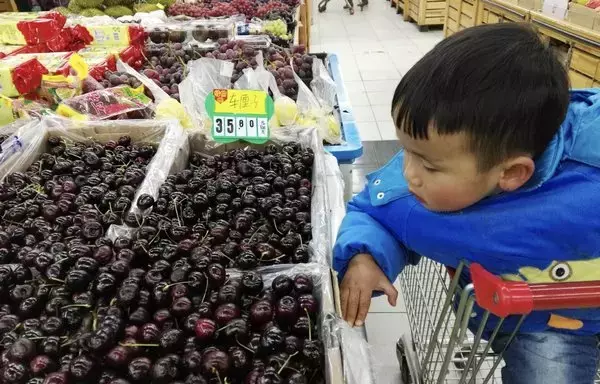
<box><xmin>334</xmin><ymin>89</ymin><xmax>600</xmax><ymax>336</ymax></box>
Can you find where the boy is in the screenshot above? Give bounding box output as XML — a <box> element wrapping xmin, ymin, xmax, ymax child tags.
<box><xmin>333</xmin><ymin>23</ymin><xmax>600</xmax><ymax>384</ymax></box>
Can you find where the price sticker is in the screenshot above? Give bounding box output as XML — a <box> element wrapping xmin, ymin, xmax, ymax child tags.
<box><xmin>205</xmin><ymin>89</ymin><xmax>274</xmax><ymax>144</ymax></box>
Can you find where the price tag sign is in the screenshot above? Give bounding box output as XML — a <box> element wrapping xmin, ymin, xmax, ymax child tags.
<box><xmin>205</xmin><ymin>89</ymin><xmax>275</xmax><ymax>144</ymax></box>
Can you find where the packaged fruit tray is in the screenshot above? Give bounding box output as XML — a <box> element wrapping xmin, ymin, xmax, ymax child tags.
<box><xmin>110</xmin><ymin>125</ymin><xmax>334</xmax><ymax>270</ymax></box>
<box><xmin>315</xmin><ymin>53</ymin><xmax>363</xmax><ymax>164</ymax></box>
<box><xmin>146</xmin><ymin>19</ymin><xmax>236</xmax><ymax>45</ymax></box>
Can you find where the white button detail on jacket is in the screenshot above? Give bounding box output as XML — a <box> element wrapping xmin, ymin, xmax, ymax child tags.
<box><xmin>377</xmin><ymin>192</ymin><xmax>385</xmax><ymax>199</ymax></box>
<box><xmin>374</xmin><ymin>179</ymin><xmax>381</xmax><ymax>185</ymax></box>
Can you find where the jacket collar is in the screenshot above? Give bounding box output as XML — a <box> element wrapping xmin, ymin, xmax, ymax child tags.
<box><xmin>523</xmin><ymin>88</ymin><xmax>600</xmax><ymax>192</ymax></box>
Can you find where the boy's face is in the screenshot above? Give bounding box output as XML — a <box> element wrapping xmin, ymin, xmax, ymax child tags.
<box><xmin>397</xmin><ymin>128</ymin><xmax>503</xmax><ymax>212</ymax></box>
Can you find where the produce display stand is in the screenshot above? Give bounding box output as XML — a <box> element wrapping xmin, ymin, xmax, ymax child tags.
<box><xmin>444</xmin><ymin>0</ymin><xmax>600</xmax><ymax>88</ymax></box>
<box><xmin>405</xmin><ymin>0</ymin><xmax>448</xmax><ymax>30</ymax></box>
<box><xmin>321</xmin><ymin>53</ymin><xmax>364</xmax><ymax>202</ymax></box>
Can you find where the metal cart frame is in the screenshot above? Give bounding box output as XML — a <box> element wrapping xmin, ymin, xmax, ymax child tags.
<box><xmin>397</xmin><ymin>258</ymin><xmax>600</xmax><ymax>384</ymax></box>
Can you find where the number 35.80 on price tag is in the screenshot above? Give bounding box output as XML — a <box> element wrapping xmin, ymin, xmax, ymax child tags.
<box><xmin>205</xmin><ymin>89</ymin><xmax>274</xmax><ymax>144</ymax></box>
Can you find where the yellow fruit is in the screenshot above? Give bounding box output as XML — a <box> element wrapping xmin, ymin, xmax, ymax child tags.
<box><xmin>274</xmin><ymin>96</ymin><xmax>298</xmax><ymax>126</ymax></box>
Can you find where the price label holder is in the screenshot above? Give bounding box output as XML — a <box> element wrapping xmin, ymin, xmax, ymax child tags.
<box><xmin>205</xmin><ymin>89</ymin><xmax>275</xmax><ymax>144</ymax></box>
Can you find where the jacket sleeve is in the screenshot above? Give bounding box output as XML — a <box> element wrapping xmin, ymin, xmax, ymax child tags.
<box><xmin>332</xmin><ymin>184</ymin><xmax>408</xmax><ymax>283</ymax></box>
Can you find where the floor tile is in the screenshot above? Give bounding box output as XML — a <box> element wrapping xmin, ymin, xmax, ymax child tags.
<box><xmin>375</xmin><ymin>140</ymin><xmax>403</xmax><ymax>164</ymax></box>
<box><xmin>369</xmin><ymin>278</ymin><xmax>407</xmax><ymax>312</ymax></box>
<box><xmin>344</xmin><ymin>80</ymin><xmax>366</xmax><ymax>93</ymax></box>
<box><xmin>355</xmin><ymin>121</ymin><xmax>381</xmax><ymax>141</ymax></box>
<box><xmin>354</xmin><ymin>141</ymin><xmax>381</xmax><ymax>165</ymax></box>
<box><xmin>352</xmin><ymin>105</ymin><xmax>376</xmax><ymax>122</ymax></box>
<box><xmin>351</xmin><ymin>165</ymin><xmax>379</xmax><ymax>192</ymax></box>
<box><xmin>378</xmin><ymin>120</ymin><xmax>398</xmax><ymax>140</ymax></box>
<box><xmin>367</xmin><ymin>90</ymin><xmax>395</xmax><ymax>106</ymax></box>
<box><xmin>372</xmin><ymin>104</ymin><xmax>391</xmax><ymax>121</ymax></box>
<box><xmin>365</xmin><ymin>312</ymin><xmax>411</xmax><ymax>348</ymax></box>
<box><xmin>360</xmin><ymin>69</ymin><xmax>401</xmax><ymax>81</ymax></box>
<box><xmin>364</xmin><ymin>80</ymin><xmax>398</xmax><ymax>93</ymax></box>
<box><xmin>347</xmin><ymin>90</ymin><xmax>370</xmax><ymax>107</ymax></box>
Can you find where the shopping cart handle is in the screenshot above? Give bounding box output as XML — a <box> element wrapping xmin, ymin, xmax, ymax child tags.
<box><xmin>470</xmin><ymin>263</ymin><xmax>600</xmax><ymax>317</ymax></box>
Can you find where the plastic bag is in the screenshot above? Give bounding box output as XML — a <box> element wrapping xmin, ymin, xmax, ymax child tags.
<box><xmin>115</xmin><ymin>59</ymin><xmax>192</xmax><ymax>129</ymax></box>
<box><xmin>179</xmin><ymin>57</ymin><xmax>233</xmax><ymax>132</ymax></box>
<box><xmin>0</xmin><ymin>119</ymin><xmax>45</xmax><ymax>183</ymax></box>
<box><xmin>293</xmin><ymin>60</ymin><xmax>343</xmax><ymax>145</ymax></box>
<box><xmin>56</xmin><ymin>85</ymin><xmax>153</xmax><ymax>120</ymax></box>
<box><xmin>311</xmin><ymin>58</ymin><xmax>337</xmax><ymax>113</ymax></box>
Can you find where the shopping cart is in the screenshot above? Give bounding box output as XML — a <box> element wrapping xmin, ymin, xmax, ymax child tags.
<box><xmin>396</xmin><ymin>258</ymin><xmax>600</xmax><ymax>384</ymax></box>
<box><xmin>317</xmin><ymin>0</ymin><xmax>368</xmax><ymax>15</ymax></box>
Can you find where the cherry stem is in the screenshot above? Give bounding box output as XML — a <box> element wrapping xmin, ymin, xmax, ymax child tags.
<box><xmin>216</xmin><ymin>322</ymin><xmax>237</xmax><ymax>332</ymax></box>
<box><xmin>119</xmin><ymin>342</ymin><xmax>159</xmax><ymax>347</ymax></box>
<box><xmin>61</xmin><ymin>304</ymin><xmax>91</xmax><ymax>309</ymax></box>
<box><xmin>48</xmin><ymin>277</ymin><xmax>65</xmax><ymax>284</ymax></box>
<box><xmin>235</xmin><ymin>336</ymin><xmax>255</xmax><ymax>354</ymax></box>
<box><xmin>213</xmin><ymin>368</ymin><xmax>223</xmax><ymax>384</ymax></box>
<box><xmin>278</xmin><ymin>352</ymin><xmax>298</xmax><ymax>375</ymax></box>
<box><xmin>201</xmin><ymin>274</ymin><xmax>209</xmax><ymax>303</ymax></box>
<box><xmin>162</xmin><ymin>280</ymin><xmax>194</xmax><ymax>291</ymax></box>
<box><xmin>305</xmin><ymin>308</ymin><xmax>312</xmax><ymax>341</ymax></box>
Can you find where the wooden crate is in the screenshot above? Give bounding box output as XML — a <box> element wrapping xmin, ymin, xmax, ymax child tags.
<box><xmin>531</xmin><ymin>12</ymin><xmax>600</xmax><ymax>88</ymax></box>
<box><xmin>407</xmin><ymin>0</ymin><xmax>447</xmax><ymax>28</ymax></box>
<box><xmin>0</xmin><ymin>0</ymin><xmax>17</xmax><ymax>11</ymax></box>
<box><xmin>444</xmin><ymin>0</ymin><xmax>477</xmax><ymax>36</ymax></box>
<box><xmin>477</xmin><ymin>0</ymin><xmax>530</xmax><ymax>24</ymax></box>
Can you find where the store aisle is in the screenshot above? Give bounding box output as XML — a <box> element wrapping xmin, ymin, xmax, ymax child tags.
<box><xmin>310</xmin><ymin>0</ymin><xmax>443</xmax><ymax>141</ymax></box>
<box><xmin>311</xmin><ymin>4</ymin><xmax>443</xmax><ymax>381</ymax></box>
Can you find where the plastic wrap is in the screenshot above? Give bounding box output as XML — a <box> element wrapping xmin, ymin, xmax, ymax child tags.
<box><xmin>0</xmin><ymin>118</ymin><xmax>45</xmax><ymax>182</ymax></box>
<box><xmin>179</xmin><ymin>57</ymin><xmax>233</xmax><ymax>131</ymax></box>
<box><xmin>66</xmin><ymin>17</ymin><xmax>147</xmax><ymax>47</ymax></box>
<box><xmin>293</xmin><ymin>61</ymin><xmax>343</xmax><ymax>145</ymax></box>
<box><xmin>311</xmin><ymin>58</ymin><xmax>337</xmax><ymax>113</ymax></box>
<box><xmin>332</xmin><ymin>320</ymin><xmax>378</xmax><ymax>384</ymax></box>
<box><xmin>0</xmin><ymin>52</ymin><xmax>73</xmax><ymax>97</ymax></box>
<box><xmin>0</xmin><ymin>11</ymin><xmax>67</xmax><ymax>46</ymax></box>
<box><xmin>56</xmin><ymin>85</ymin><xmax>153</xmax><ymax>120</ymax></box>
<box><xmin>116</xmin><ymin>59</ymin><xmax>192</xmax><ymax>129</ymax></box>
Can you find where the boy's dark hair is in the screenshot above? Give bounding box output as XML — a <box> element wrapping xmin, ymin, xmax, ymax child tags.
<box><xmin>391</xmin><ymin>23</ymin><xmax>569</xmax><ymax>170</ymax></box>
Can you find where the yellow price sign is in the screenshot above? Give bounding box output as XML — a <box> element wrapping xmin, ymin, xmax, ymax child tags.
<box><xmin>213</xmin><ymin>89</ymin><xmax>268</xmax><ymax>116</ymax></box>
<box><xmin>206</xmin><ymin>88</ymin><xmax>274</xmax><ymax>144</ymax></box>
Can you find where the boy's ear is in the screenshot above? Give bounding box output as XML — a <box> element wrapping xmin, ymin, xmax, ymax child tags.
<box><xmin>497</xmin><ymin>156</ymin><xmax>535</xmax><ymax>192</ymax></box>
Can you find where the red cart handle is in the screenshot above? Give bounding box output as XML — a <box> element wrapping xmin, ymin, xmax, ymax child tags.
<box><xmin>469</xmin><ymin>263</ymin><xmax>600</xmax><ymax>318</ymax></box>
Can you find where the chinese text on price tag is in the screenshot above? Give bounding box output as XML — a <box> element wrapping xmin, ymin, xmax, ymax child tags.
<box><xmin>205</xmin><ymin>89</ymin><xmax>275</xmax><ymax>144</ymax></box>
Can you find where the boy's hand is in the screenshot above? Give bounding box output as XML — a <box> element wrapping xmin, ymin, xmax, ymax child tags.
<box><xmin>340</xmin><ymin>253</ymin><xmax>398</xmax><ymax>327</ymax></box>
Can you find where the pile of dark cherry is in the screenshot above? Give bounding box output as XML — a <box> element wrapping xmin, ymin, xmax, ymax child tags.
<box><xmin>0</xmin><ymin>138</ymin><xmax>323</xmax><ymax>384</ymax></box>
<box><xmin>130</xmin><ymin>142</ymin><xmax>314</xmax><ymax>269</ymax></box>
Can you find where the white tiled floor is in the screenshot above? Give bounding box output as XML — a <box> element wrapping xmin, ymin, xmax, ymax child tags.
<box><xmin>311</xmin><ymin>1</ymin><xmax>444</xmax><ymax>381</ymax></box>
<box><xmin>311</xmin><ymin>0</ymin><xmax>443</xmax><ymax>142</ymax></box>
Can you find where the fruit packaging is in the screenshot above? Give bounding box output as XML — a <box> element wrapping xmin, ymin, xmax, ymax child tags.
<box><xmin>0</xmin><ymin>52</ymin><xmax>74</xmax><ymax>98</ymax></box>
<box><xmin>56</xmin><ymin>85</ymin><xmax>153</xmax><ymax>121</ymax></box>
